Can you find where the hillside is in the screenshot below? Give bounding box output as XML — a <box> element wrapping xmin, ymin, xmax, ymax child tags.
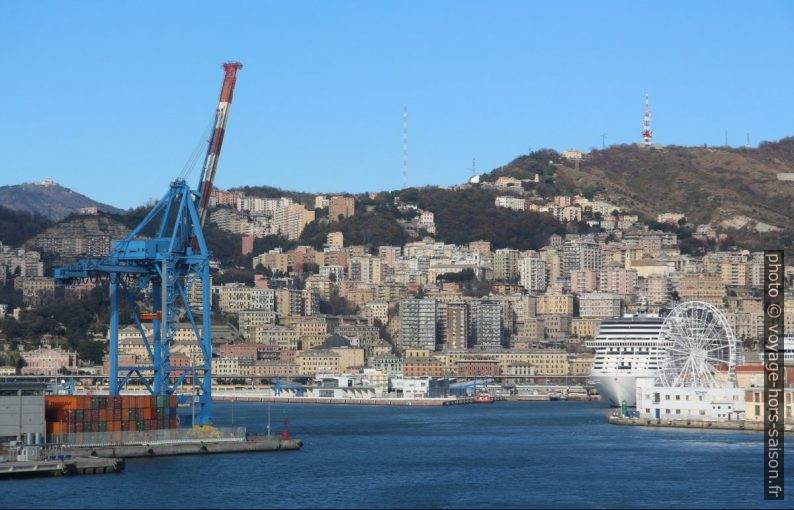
<box><xmin>406</xmin><ymin>187</ymin><xmax>566</xmax><ymax>249</ymax></box>
<box><xmin>0</xmin><ymin>206</ymin><xmax>53</xmax><ymax>247</ymax></box>
<box><xmin>524</xmin><ymin>138</ymin><xmax>794</xmax><ymax>229</ymax></box>
<box><xmin>24</xmin><ymin>212</ymin><xmax>131</xmax><ymax>260</ymax></box>
<box><xmin>0</xmin><ymin>179</ymin><xmax>123</xmax><ymax>221</ymax></box>
<box><xmin>298</xmin><ymin>187</ymin><xmax>567</xmax><ymax>252</ymax></box>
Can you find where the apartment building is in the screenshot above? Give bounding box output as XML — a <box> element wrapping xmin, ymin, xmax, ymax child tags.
<box><xmin>399</xmin><ymin>298</ymin><xmax>437</xmax><ymax>350</ymax></box>
<box><xmin>493</xmin><ymin>248</ymin><xmax>520</xmax><ymax>281</ymax></box>
<box><xmin>469</xmin><ymin>301</ymin><xmax>502</xmax><ymax>348</ymax></box>
<box><xmin>578</xmin><ymin>292</ymin><xmax>622</xmax><ymax>319</ymax></box>
<box><xmin>329</xmin><ymin>196</ymin><xmax>355</xmax><ymax>220</ymax></box>
<box><xmin>518</xmin><ymin>256</ymin><xmax>547</xmax><ymax>292</ymax></box>
<box><xmin>537</xmin><ymin>289</ymin><xmax>574</xmax><ymax>315</ymax></box>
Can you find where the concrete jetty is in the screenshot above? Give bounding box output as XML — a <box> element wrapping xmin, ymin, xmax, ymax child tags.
<box><xmin>213</xmin><ymin>395</ymin><xmax>484</xmax><ymax>406</ymax></box>
<box><xmin>53</xmin><ymin>435</ymin><xmax>302</xmax><ymax>459</ymax></box>
<box><xmin>0</xmin><ymin>457</ymin><xmax>124</xmax><ymax>479</ymax></box>
<box><xmin>608</xmin><ymin>415</ymin><xmax>794</xmax><ymax>432</ymax></box>
<box><xmin>212</xmin><ymin>395</ymin><xmax>512</xmax><ymax>407</ymax></box>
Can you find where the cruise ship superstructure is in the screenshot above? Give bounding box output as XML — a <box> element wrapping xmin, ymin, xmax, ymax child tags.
<box><xmin>586</xmin><ymin>315</ymin><xmax>665</xmax><ymax>407</ymax></box>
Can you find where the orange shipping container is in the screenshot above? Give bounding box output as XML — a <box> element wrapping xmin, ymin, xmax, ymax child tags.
<box><xmin>45</xmin><ymin>396</ymin><xmax>79</xmax><ymax>411</ymax></box>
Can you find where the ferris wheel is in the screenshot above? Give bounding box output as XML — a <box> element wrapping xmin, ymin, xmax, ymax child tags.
<box><xmin>658</xmin><ymin>301</ymin><xmax>737</xmax><ymax>388</ymax></box>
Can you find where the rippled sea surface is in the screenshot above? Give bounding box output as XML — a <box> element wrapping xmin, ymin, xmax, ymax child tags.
<box><xmin>5</xmin><ymin>401</ymin><xmax>792</xmax><ymax>508</ymax></box>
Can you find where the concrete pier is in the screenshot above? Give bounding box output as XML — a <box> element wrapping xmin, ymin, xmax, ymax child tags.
<box><xmin>0</xmin><ymin>457</ymin><xmax>124</xmax><ymax>479</ymax></box>
<box><xmin>213</xmin><ymin>395</ymin><xmax>500</xmax><ymax>406</ymax></box>
<box><xmin>53</xmin><ymin>436</ymin><xmax>302</xmax><ymax>459</ymax></box>
<box><xmin>608</xmin><ymin>415</ymin><xmax>794</xmax><ymax>432</ymax></box>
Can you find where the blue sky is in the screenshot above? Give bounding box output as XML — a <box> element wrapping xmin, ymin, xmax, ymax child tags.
<box><xmin>2</xmin><ymin>1</ymin><xmax>793</xmax><ymax>209</ymax></box>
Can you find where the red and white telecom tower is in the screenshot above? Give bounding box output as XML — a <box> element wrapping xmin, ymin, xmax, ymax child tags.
<box><xmin>642</xmin><ymin>93</ymin><xmax>653</xmax><ymax>146</ymax></box>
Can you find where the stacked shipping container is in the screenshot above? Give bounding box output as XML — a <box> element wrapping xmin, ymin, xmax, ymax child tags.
<box><xmin>45</xmin><ymin>395</ymin><xmax>178</xmax><ymax>441</ymax></box>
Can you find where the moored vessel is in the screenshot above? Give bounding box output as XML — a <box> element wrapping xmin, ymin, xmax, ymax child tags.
<box><xmin>586</xmin><ymin>314</ymin><xmax>665</xmax><ymax>407</ymax></box>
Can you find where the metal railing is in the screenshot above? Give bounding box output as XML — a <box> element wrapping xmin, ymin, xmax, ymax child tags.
<box><xmin>48</xmin><ymin>426</ymin><xmax>247</xmax><ymax>448</ymax></box>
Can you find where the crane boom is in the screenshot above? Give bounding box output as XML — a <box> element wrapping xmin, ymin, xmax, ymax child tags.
<box><xmin>196</xmin><ymin>61</ymin><xmax>243</xmax><ymax>226</ymax></box>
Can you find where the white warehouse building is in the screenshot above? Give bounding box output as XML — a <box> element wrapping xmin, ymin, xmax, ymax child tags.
<box><xmin>635</xmin><ymin>377</ymin><xmax>746</xmax><ymax>422</ymax></box>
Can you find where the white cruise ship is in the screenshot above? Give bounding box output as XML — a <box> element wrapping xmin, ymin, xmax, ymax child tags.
<box><xmin>586</xmin><ymin>314</ymin><xmax>666</xmax><ymax>407</ymax></box>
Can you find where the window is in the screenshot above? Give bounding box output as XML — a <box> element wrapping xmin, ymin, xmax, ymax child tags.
<box><xmin>675</xmin><ymin>395</ymin><xmax>680</xmax><ymax>400</ymax></box>
<box><xmin>665</xmin><ymin>395</ymin><xmax>670</xmax><ymax>400</ymax></box>
<box><xmin>755</xmin><ymin>405</ymin><xmax>761</xmax><ymax>416</ymax></box>
<box><xmin>700</xmin><ymin>410</ymin><xmax>706</xmax><ymax>415</ymax></box>
<box><xmin>675</xmin><ymin>409</ymin><xmax>681</xmax><ymax>414</ymax></box>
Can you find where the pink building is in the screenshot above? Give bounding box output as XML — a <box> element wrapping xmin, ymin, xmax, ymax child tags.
<box><xmin>64</xmin><ymin>280</ymin><xmax>99</xmax><ymax>300</ymax></box>
<box><xmin>220</xmin><ymin>343</ymin><xmax>261</xmax><ymax>360</ymax></box>
<box><xmin>170</xmin><ymin>354</ymin><xmax>194</xmax><ymax>383</ymax></box>
<box><xmin>21</xmin><ymin>347</ymin><xmax>78</xmax><ymax>376</ymax></box>
<box><xmin>210</xmin><ymin>188</ymin><xmax>244</xmax><ymax>206</ymax></box>
<box><xmin>241</xmin><ymin>235</ymin><xmax>254</xmax><ymax>255</ymax></box>
<box><xmin>553</xmin><ymin>195</ymin><xmax>573</xmax><ymax>207</ymax></box>
<box><xmin>570</xmin><ymin>270</ymin><xmax>598</xmax><ymax>294</ymax></box>
<box><xmin>599</xmin><ymin>268</ymin><xmax>639</xmax><ymax>296</ymax></box>
<box><xmin>103</xmin><ymin>354</ymin><xmax>137</xmax><ymax>375</ymax></box>
<box><xmin>280</xmin><ymin>349</ymin><xmax>297</xmax><ymax>364</ymax></box>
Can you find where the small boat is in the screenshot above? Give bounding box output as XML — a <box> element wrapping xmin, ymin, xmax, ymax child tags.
<box><xmin>473</xmin><ymin>393</ymin><xmax>495</xmax><ymax>404</ymax></box>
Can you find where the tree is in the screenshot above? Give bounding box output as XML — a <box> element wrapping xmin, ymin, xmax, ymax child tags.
<box><xmin>436</xmin><ymin>268</ymin><xmax>477</xmax><ymax>283</ymax></box>
<box><xmin>77</xmin><ymin>340</ymin><xmax>107</xmax><ymax>365</ymax></box>
<box><xmin>302</xmin><ymin>263</ymin><xmax>320</xmax><ymax>274</ymax></box>
<box><xmin>0</xmin><ymin>205</ymin><xmax>53</xmax><ymax>247</ymax></box>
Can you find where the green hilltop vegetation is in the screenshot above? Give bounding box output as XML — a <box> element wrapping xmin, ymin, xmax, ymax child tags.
<box><xmin>300</xmin><ymin>187</ymin><xmax>567</xmax><ymax>252</ymax></box>
<box><xmin>398</xmin><ymin>187</ymin><xmax>566</xmax><ymax>249</ymax></box>
<box><xmin>479</xmin><ymin>137</ymin><xmax>794</xmax><ymax>228</ymax></box>
<box><xmin>0</xmin><ymin>285</ymin><xmax>119</xmax><ymax>365</ymax></box>
<box><xmin>300</xmin><ymin>207</ymin><xmax>410</xmax><ymax>250</ymax></box>
<box><xmin>0</xmin><ymin>205</ymin><xmax>53</xmax><ymax>247</ymax></box>
<box><xmin>553</xmin><ymin>138</ymin><xmax>794</xmax><ymax>227</ymax></box>
<box><xmin>478</xmin><ymin>137</ymin><xmax>794</xmax><ymax>254</ymax></box>
<box><xmin>231</xmin><ymin>185</ymin><xmax>318</xmax><ymax>208</ymax></box>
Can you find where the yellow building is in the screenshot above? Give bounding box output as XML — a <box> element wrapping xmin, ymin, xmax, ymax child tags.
<box><xmin>404</xmin><ymin>348</ymin><xmax>432</xmax><ymax>358</ymax></box>
<box><xmin>744</xmin><ymin>388</ymin><xmax>794</xmax><ymax>423</ymax></box>
<box><xmin>297</xmin><ymin>350</ymin><xmax>341</xmax><ymax>375</ymax></box>
<box><xmin>677</xmin><ymin>273</ymin><xmax>724</xmax><ymax>307</ymax></box>
<box><xmin>330</xmin><ymin>347</ymin><xmax>365</xmax><ymax>372</ymax></box>
<box><xmin>537</xmin><ymin>291</ymin><xmax>574</xmax><ymax>315</ymax></box>
<box><xmin>572</xmin><ymin>318</ymin><xmax>601</xmax><ymax>339</ymax></box>
<box><xmin>568</xmin><ymin>353</ymin><xmax>594</xmax><ymax>376</ymax></box>
<box><xmin>441</xmin><ymin>349</ymin><xmax>569</xmax><ymax>376</ymax></box>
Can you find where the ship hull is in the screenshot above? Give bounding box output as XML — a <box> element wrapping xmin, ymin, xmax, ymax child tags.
<box><xmin>589</xmin><ymin>374</ymin><xmax>652</xmax><ymax>407</ymax></box>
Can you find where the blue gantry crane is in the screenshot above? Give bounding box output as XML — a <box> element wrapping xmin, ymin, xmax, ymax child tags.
<box><xmin>53</xmin><ymin>62</ymin><xmax>243</xmax><ymax>426</ymax></box>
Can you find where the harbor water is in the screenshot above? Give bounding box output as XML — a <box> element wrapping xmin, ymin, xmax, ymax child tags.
<box><xmin>4</xmin><ymin>401</ymin><xmax>792</xmax><ymax>509</ymax></box>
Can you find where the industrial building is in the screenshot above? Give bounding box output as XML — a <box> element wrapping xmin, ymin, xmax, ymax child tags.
<box><xmin>0</xmin><ymin>382</ymin><xmax>46</xmax><ymax>445</ymax></box>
